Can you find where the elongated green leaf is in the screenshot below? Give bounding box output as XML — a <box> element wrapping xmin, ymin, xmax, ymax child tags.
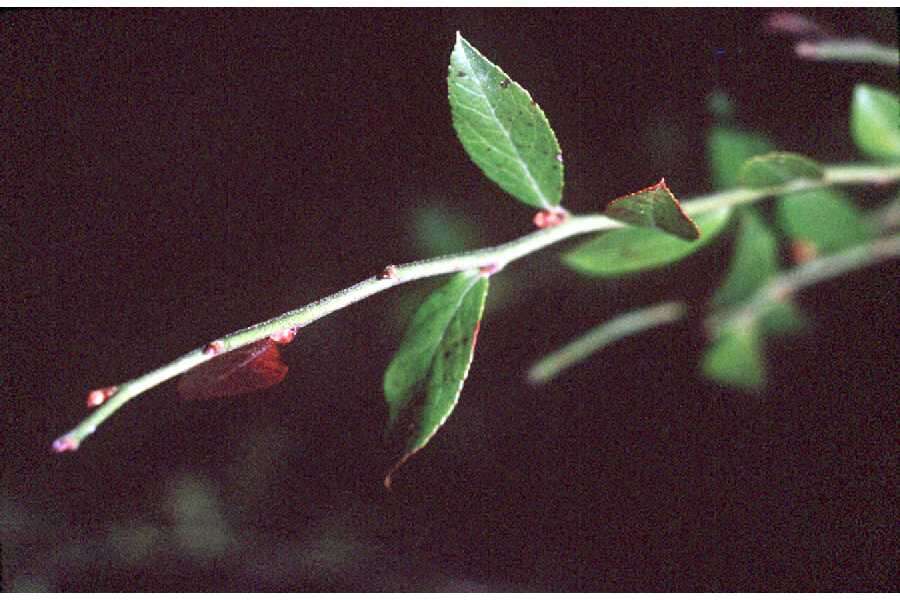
<box><xmin>448</xmin><ymin>33</ymin><xmax>564</xmax><ymax>209</ymax></box>
<box><xmin>604</xmin><ymin>179</ymin><xmax>700</xmax><ymax>241</ymax></box>
<box><xmin>701</xmin><ymin>324</ymin><xmax>765</xmax><ymax>392</ymax></box>
<box><xmin>776</xmin><ymin>188</ymin><xmax>874</xmax><ymax>254</ymax></box>
<box><xmin>563</xmin><ymin>207</ymin><xmax>732</xmax><ymax>277</ymax></box>
<box><xmin>712</xmin><ymin>208</ymin><xmax>778</xmax><ymax>308</ymax></box>
<box><xmin>737</xmin><ymin>152</ymin><xmax>825</xmax><ymax>189</ymax></box>
<box><xmin>707</xmin><ymin>126</ymin><xmax>775</xmax><ymax>190</ymax></box>
<box><xmin>851</xmin><ymin>84</ymin><xmax>900</xmax><ymax>161</ymax></box>
<box><xmin>383</xmin><ymin>271</ymin><xmax>489</xmax><ymax>486</ymax></box>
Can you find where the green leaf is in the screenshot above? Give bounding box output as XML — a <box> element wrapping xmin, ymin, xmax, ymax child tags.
<box><xmin>448</xmin><ymin>33</ymin><xmax>564</xmax><ymax>209</ymax></box>
<box><xmin>562</xmin><ymin>207</ymin><xmax>732</xmax><ymax>277</ymax></box>
<box><xmin>383</xmin><ymin>271</ymin><xmax>489</xmax><ymax>486</ymax></box>
<box><xmin>701</xmin><ymin>324</ymin><xmax>765</xmax><ymax>392</ymax></box>
<box><xmin>851</xmin><ymin>84</ymin><xmax>900</xmax><ymax>161</ymax></box>
<box><xmin>712</xmin><ymin>208</ymin><xmax>779</xmax><ymax>308</ymax></box>
<box><xmin>707</xmin><ymin>126</ymin><xmax>775</xmax><ymax>189</ymax></box>
<box><xmin>737</xmin><ymin>152</ymin><xmax>825</xmax><ymax>189</ymax></box>
<box><xmin>758</xmin><ymin>300</ymin><xmax>809</xmax><ymax>337</ymax></box>
<box><xmin>776</xmin><ymin>188</ymin><xmax>874</xmax><ymax>254</ymax></box>
<box><xmin>604</xmin><ymin>179</ymin><xmax>700</xmax><ymax>241</ymax></box>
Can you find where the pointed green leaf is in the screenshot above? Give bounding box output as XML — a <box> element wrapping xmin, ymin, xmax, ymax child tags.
<box><xmin>712</xmin><ymin>208</ymin><xmax>779</xmax><ymax>308</ymax></box>
<box><xmin>701</xmin><ymin>324</ymin><xmax>765</xmax><ymax>392</ymax></box>
<box><xmin>707</xmin><ymin>126</ymin><xmax>775</xmax><ymax>189</ymax></box>
<box><xmin>758</xmin><ymin>300</ymin><xmax>809</xmax><ymax>336</ymax></box>
<box><xmin>448</xmin><ymin>33</ymin><xmax>564</xmax><ymax>209</ymax></box>
<box><xmin>604</xmin><ymin>179</ymin><xmax>700</xmax><ymax>241</ymax></box>
<box><xmin>776</xmin><ymin>188</ymin><xmax>874</xmax><ymax>254</ymax></box>
<box><xmin>562</xmin><ymin>207</ymin><xmax>732</xmax><ymax>277</ymax></box>
<box><xmin>383</xmin><ymin>271</ymin><xmax>489</xmax><ymax>484</ymax></box>
<box><xmin>851</xmin><ymin>84</ymin><xmax>900</xmax><ymax>161</ymax></box>
<box><xmin>737</xmin><ymin>152</ymin><xmax>825</xmax><ymax>189</ymax></box>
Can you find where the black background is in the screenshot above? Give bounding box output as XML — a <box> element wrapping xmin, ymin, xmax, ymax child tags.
<box><xmin>4</xmin><ymin>8</ymin><xmax>898</xmax><ymax>592</ymax></box>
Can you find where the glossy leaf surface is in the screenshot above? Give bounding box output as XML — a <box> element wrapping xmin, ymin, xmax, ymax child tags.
<box><xmin>776</xmin><ymin>188</ymin><xmax>874</xmax><ymax>254</ymax></box>
<box><xmin>850</xmin><ymin>84</ymin><xmax>900</xmax><ymax>161</ymax></box>
<box><xmin>737</xmin><ymin>152</ymin><xmax>825</xmax><ymax>189</ymax></box>
<box><xmin>383</xmin><ymin>271</ymin><xmax>489</xmax><ymax>484</ymax></box>
<box><xmin>701</xmin><ymin>325</ymin><xmax>765</xmax><ymax>392</ymax></box>
<box><xmin>707</xmin><ymin>126</ymin><xmax>775</xmax><ymax>189</ymax></box>
<box><xmin>563</xmin><ymin>207</ymin><xmax>731</xmax><ymax>277</ymax></box>
<box><xmin>712</xmin><ymin>208</ymin><xmax>778</xmax><ymax>308</ymax></box>
<box><xmin>178</xmin><ymin>339</ymin><xmax>288</xmax><ymax>400</ymax></box>
<box><xmin>448</xmin><ymin>33</ymin><xmax>563</xmax><ymax>209</ymax></box>
<box><xmin>604</xmin><ymin>179</ymin><xmax>699</xmax><ymax>241</ymax></box>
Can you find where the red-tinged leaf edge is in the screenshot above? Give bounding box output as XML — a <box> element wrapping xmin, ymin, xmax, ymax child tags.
<box><xmin>604</xmin><ymin>179</ymin><xmax>701</xmax><ymax>241</ymax></box>
<box><xmin>177</xmin><ymin>338</ymin><xmax>289</xmax><ymax>400</ymax></box>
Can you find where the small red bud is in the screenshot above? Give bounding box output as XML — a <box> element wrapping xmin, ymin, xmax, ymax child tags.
<box><xmin>203</xmin><ymin>340</ymin><xmax>226</xmax><ymax>356</ymax></box>
<box><xmin>86</xmin><ymin>385</ymin><xmax>118</xmax><ymax>408</ymax></box>
<box><xmin>378</xmin><ymin>265</ymin><xmax>399</xmax><ymax>280</ymax></box>
<box><xmin>533</xmin><ymin>209</ymin><xmax>568</xmax><ymax>229</ymax></box>
<box><xmin>269</xmin><ymin>328</ymin><xmax>296</xmax><ymax>345</ymax></box>
<box><xmin>790</xmin><ymin>240</ymin><xmax>818</xmax><ymax>264</ymax></box>
<box><xmin>52</xmin><ymin>435</ymin><xmax>80</xmax><ymax>453</ymax></box>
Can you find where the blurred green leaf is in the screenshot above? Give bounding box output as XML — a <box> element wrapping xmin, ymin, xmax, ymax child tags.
<box><xmin>383</xmin><ymin>271</ymin><xmax>489</xmax><ymax>484</ymax></box>
<box><xmin>737</xmin><ymin>152</ymin><xmax>825</xmax><ymax>189</ymax></box>
<box><xmin>712</xmin><ymin>208</ymin><xmax>779</xmax><ymax>308</ymax></box>
<box><xmin>448</xmin><ymin>33</ymin><xmax>564</xmax><ymax>209</ymax></box>
<box><xmin>851</xmin><ymin>84</ymin><xmax>900</xmax><ymax>161</ymax></box>
<box><xmin>776</xmin><ymin>188</ymin><xmax>874</xmax><ymax>254</ymax></box>
<box><xmin>707</xmin><ymin>126</ymin><xmax>776</xmax><ymax>189</ymax></box>
<box><xmin>604</xmin><ymin>179</ymin><xmax>700</xmax><ymax>241</ymax></box>
<box><xmin>758</xmin><ymin>300</ymin><xmax>809</xmax><ymax>336</ymax></box>
<box><xmin>413</xmin><ymin>204</ymin><xmax>484</xmax><ymax>257</ymax></box>
<box><xmin>701</xmin><ymin>324</ymin><xmax>765</xmax><ymax>392</ymax></box>
<box><xmin>563</xmin><ymin>207</ymin><xmax>731</xmax><ymax>277</ymax></box>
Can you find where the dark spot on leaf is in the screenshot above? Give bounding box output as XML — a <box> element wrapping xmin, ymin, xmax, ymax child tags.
<box><xmin>499</xmin><ymin>78</ymin><xmax>510</xmax><ymax>89</ymax></box>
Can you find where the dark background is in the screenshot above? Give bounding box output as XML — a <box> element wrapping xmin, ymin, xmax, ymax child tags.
<box><xmin>4</xmin><ymin>8</ymin><xmax>897</xmax><ymax>591</ymax></box>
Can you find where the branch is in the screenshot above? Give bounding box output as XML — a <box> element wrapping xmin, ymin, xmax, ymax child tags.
<box><xmin>53</xmin><ymin>162</ymin><xmax>900</xmax><ymax>452</ymax></box>
<box><xmin>794</xmin><ymin>40</ymin><xmax>900</xmax><ymax>67</ymax></box>
<box><xmin>526</xmin><ymin>301</ymin><xmax>687</xmax><ymax>384</ymax></box>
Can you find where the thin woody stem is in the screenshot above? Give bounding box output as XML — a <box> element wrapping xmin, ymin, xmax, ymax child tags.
<box><xmin>53</xmin><ymin>162</ymin><xmax>900</xmax><ymax>451</ymax></box>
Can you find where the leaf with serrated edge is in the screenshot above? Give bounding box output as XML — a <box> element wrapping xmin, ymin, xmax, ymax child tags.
<box><xmin>563</xmin><ymin>207</ymin><xmax>732</xmax><ymax>277</ymax></box>
<box><xmin>604</xmin><ymin>179</ymin><xmax>699</xmax><ymax>241</ymax></box>
<box><xmin>383</xmin><ymin>271</ymin><xmax>489</xmax><ymax>487</ymax></box>
<box><xmin>738</xmin><ymin>152</ymin><xmax>825</xmax><ymax>189</ymax></box>
<box><xmin>448</xmin><ymin>33</ymin><xmax>563</xmax><ymax>209</ymax></box>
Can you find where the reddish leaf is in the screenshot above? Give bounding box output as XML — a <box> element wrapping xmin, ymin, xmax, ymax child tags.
<box><xmin>178</xmin><ymin>339</ymin><xmax>289</xmax><ymax>400</ymax></box>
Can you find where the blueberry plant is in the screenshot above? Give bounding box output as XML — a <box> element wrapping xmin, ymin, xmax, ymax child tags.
<box><xmin>54</xmin><ymin>31</ymin><xmax>900</xmax><ymax>487</ymax></box>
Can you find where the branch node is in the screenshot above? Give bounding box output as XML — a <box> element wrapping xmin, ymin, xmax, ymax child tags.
<box><xmin>86</xmin><ymin>385</ymin><xmax>118</xmax><ymax>408</ymax></box>
<box><xmin>378</xmin><ymin>265</ymin><xmax>400</xmax><ymax>280</ymax></box>
<box><xmin>533</xmin><ymin>208</ymin><xmax>569</xmax><ymax>229</ymax></box>
<box><xmin>203</xmin><ymin>340</ymin><xmax>226</xmax><ymax>356</ymax></box>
